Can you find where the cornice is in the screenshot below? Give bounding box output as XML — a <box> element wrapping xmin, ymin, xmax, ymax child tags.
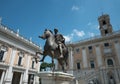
<box><xmin>0</xmin><ymin>25</ymin><xmax>41</xmax><ymax>53</ymax></box>
<box><xmin>67</xmin><ymin>30</ymin><xmax>120</xmax><ymax>47</ymax></box>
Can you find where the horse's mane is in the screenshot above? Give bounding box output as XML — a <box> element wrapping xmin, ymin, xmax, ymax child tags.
<box><xmin>49</xmin><ymin>30</ymin><xmax>53</xmax><ymax>34</ymax></box>
<box><xmin>45</xmin><ymin>29</ymin><xmax>53</xmax><ymax>34</ymax></box>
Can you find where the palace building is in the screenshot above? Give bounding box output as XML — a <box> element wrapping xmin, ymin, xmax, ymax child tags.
<box><xmin>67</xmin><ymin>14</ymin><xmax>120</xmax><ymax>84</ymax></box>
<box><xmin>1</xmin><ymin>14</ymin><xmax>120</xmax><ymax>84</ymax></box>
<box><xmin>0</xmin><ymin>23</ymin><xmax>41</xmax><ymax>84</ymax></box>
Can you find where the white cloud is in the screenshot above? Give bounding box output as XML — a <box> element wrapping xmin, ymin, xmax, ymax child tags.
<box><xmin>64</xmin><ymin>35</ymin><xmax>72</xmax><ymax>42</ymax></box>
<box><xmin>71</xmin><ymin>5</ymin><xmax>79</xmax><ymax>11</ymax></box>
<box><xmin>97</xmin><ymin>25</ymin><xmax>100</xmax><ymax>29</ymax></box>
<box><xmin>88</xmin><ymin>32</ymin><xmax>95</xmax><ymax>37</ymax></box>
<box><xmin>87</xmin><ymin>22</ymin><xmax>92</xmax><ymax>26</ymax></box>
<box><xmin>64</xmin><ymin>29</ymin><xmax>85</xmax><ymax>42</ymax></box>
<box><xmin>87</xmin><ymin>22</ymin><xmax>99</xmax><ymax>30</ymax></box>
<box><xmin>73</xmin><ymin>29</ymin><xmax>85</xmax><ymax>37</ymax></box>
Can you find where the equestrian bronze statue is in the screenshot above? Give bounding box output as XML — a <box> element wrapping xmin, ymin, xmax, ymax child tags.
<box><xmin>36</xmin><ymin>29</ymin><xmax>69</xmax><ymax>72</ymax></box>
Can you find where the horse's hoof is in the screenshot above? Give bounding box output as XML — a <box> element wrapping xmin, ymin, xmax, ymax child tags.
<box><xmin>40</xmin><ymin>59</ymin><xmax>44</xmax><ymax>62</ymax></box>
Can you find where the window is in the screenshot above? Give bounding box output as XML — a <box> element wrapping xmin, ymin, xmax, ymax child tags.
<box><xmin>77</xmin><ymin>62</ymin><xmax>80</xmax><ymax>70</ymax></box>
<box><xmin>76</xmin><ymin>48</ymin><xmax>80</xmax><ymax>53</ymax></box>
<box><xmin>105</xmin><ymin>30</ymin><xmax>108</xmax><ymax>35</ymax></box>
<box><xmin>110</xmin><ymin>76</ymin><xmax>113</xmax><ymax>79</ymax></box>
<box><xmin>18</xmin><ymin>51</ymin><xmax>24</xmax><ymax>66</ymax></box>
<box><xmin>28</xmin><ymin>74</ymin><xmax>34</xmax><ymax>84</ymax></box>
<box><xmin>88</xmin><ymin>46</ymin><xmax>92</xmax><ymax>53</ymax></box>
<box><xmin>18</xmin><ymin>56</ymin><xmax>22</xmax><ymax>66</ymax></box>
<box><xmin>90</xmin><ymin>61</ymin><xmax>95</xmax><ymax>69</ymax></box>
<box><xmin>0</xmin><ymin>50</ymin><xmax>5</xmax><ymax>61</ymax></box>
<box><xmin>0</xmin><ymin>45</ymin><xmax>7</xmax><ymax>62</ymax></box>
<box><xmin>104</xmin><ymin>43</ymin><xmax>109</xmax><ymax>47</ymax></box>
<box><xmin>103</xmin><ymin>20</ymin><xmax>106</xmax><ymax>25</ymax></box>
<box><xmin>32</xmin><ymin>60</ymin><xmax>35</xmax><ymax>69</ymax></box>
<box><xmin>88</xmin><ymin>46</ymin><xmax>92</xmax><ymax>50</ymax></box>
<box><xmin>107</xmin><ymin>59</ymin><xmax>113</xmax><ymax>66</ymax></box>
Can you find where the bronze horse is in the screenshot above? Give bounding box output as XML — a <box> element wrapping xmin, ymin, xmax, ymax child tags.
<box><xmin>36</xmin><ymin>29</ymin><xmax>69</xmax><ymax>72</ymax></box>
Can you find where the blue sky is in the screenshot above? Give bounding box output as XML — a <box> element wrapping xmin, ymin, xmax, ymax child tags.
<box><xmin>0</xmin><ymin>0</ymin><xmax>120</xmax><ymax>62</ymax></box>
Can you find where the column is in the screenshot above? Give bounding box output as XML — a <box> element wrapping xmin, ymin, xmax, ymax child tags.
<box><xmin>23</xmin><ymin>55</ymin><xmax>30</xmax><ymax>84</ymax></box>
<box><xmin>99</xmin><ymin>69</ymin><xmax>105</xmax><ymax>84</ymax></box>
<box><xmin>68</xmin><ymin>47</ymin><xmax>74</xmax><ymax>74</ymax></box>
<box><xmin>82</xmin><ymin>48</ymin><xmax>88</xmax><ymax>68</ymax></box>
<box><xmin>4</xmin><ymin>48</ymin><xmax>16</xmax><ymax>84</ymax></box>
<box><xmin>0</xmin><ymin>70</ymin><xmax>5</xmax><ymax>84</ymax></box>
<box><xmin>95</xmin><ymin>45</ymin><xmax>103</xmax><ymax>67</ymax></box>
<box><xmin>114</xmin><ymin>42</ymin><xmax>120</xmax><ymax>65</ymax></box>
<box><xmin>117</xmin><ymin>68</ymin><xmax>120</xmax><ymax>82</ymax></box>
<box><xmin>33</xmin><ymin>75</ymin><xmax>36</xmax><ymax>84</ymax></box>
<box><xmin>76</xmin><ymin>79</ymin><xmax>79</xmax><ymax>84</ymax></box>
<box><xmin>35</xmin><ymin>62</ymin><xmax>40</xmax><ymax>84</ymax></box>
<box><xmin>103</xmin><ymin>70</ymin><xmax>108</xmax><ymax>84</ymax></box>
<box><xmin>20</xmin><ymin>73</ymin><xmax>23</xmax><ymax>84</ymax></box>
<box><xmin>114</xmin><ymin>69</ymin><xmax>120</xmax><ymax>83</ymax></box>
<box><xmin>34</xmin><ymin>75</ymin><xmax>40</xmax><ymax>84</ymax></box>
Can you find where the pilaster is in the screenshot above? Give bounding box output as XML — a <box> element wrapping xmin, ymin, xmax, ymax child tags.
<box><xmin>0</xmin><ymin>70</ymin><xmax>5</xmax><ymax>84</ymax></box>
<box><xmin>95</xmin><ymin>45</ymin><xmax>103</xmax><ymax>67</ymax></box>
<box><xmin>23</xmin><ymin>55</ymin><xmax>30</xmax><ymax>84</ymax></box>
<box><xmin>4</xmin><ymin>48</ymin><xmax>17</xmax><ymax>84</ymax></box>
<box><xmin>82</xmin><ymin>48</ymin><xmax>88</xmax><ymax>68</ymax></box>
<box><xmin>20</xmin><ymin>73</ymin><xmax>23</xmax><ymax>84</ymax></box>
<box><xmin>68</xmin><ymin>47</ymin><xmax>74</xmax><ymax>74</ymax></box>
<box><xmin>114</xmin><ymin>42</ymin><xmax>120</xmax><ymax>65</ymax></box>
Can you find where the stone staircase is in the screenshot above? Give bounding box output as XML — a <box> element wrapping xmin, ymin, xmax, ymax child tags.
<box><xmin>73</xmin><ymin>69</ymin><xmax>100</xmax><ymax>84</ymax></box>
<box><xmin>73</xmin><ymin>67</ymin><xmax>120</xmax><ymax>84</ymax></box>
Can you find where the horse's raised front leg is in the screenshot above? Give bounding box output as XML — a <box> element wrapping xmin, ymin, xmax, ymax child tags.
<box><xmin>40</xmin><ymin>55</ymin><xmax>46</xmax><ymax>62</ymax></box>
<box><xmin>35</xmin><ymin>52</ymin><xmax>43</xmax><ymax>63</ymax></box>
<box><xmin>40</xmin><ymin>51</ymin><xmax>47</xmax><ymax>62</ymax></box>
<box><xmin>36</xmin><ymin>51</ymin><xmax>46</xmax><ymax>62</ymax></box>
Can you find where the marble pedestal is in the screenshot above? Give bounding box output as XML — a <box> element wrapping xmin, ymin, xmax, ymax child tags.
<box><xmin>38</xmin><ymin>71</ymin><xmax>75</xmax><ymax>84</ymax></box>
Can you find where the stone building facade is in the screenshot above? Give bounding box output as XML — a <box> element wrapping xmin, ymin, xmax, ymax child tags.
<box><xmin>67</xmin><ymin>14</ymin><xmax>120</xmax><ymax>84</ymax></box>
<box><xmin>0</xmin><ymin>23</ymin><xmax>41</xmax><ymax>84</ymax></box>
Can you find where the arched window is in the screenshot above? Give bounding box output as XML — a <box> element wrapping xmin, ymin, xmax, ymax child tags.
<box><xmin>107</xmin><ymin>59</ymin><xmax>113</xmax><ymax>66</ymax></box>
<box><xmin>77</xmin><ymin>62</ymin><xmax>80</xmax><ymax>70</ymax></box>
<box><xmin>90</xmin><ymin>60</ymin><xmax>95</xmax><ymax>69</ymax></box>
<box><xmin>103</xmin><ymin>20</ymin><xmax>106</xmax><ymax>25</ymax></box>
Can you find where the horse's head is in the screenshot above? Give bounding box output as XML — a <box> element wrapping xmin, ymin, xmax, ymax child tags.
<box><xmin>39</xmin><ymin>29</ymin><xmax>53</xmax><ymax>40</ymax></box>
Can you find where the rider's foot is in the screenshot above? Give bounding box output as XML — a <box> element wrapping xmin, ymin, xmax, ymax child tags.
<box><xmin>40</xmin><ymin>59</ymin><xmax>44</xmax><ymax>62</ymax></box>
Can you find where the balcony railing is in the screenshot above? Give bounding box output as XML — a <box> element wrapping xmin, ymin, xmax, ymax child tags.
<box><xmin>0</xmin><ymin>24</ymin><xmax>40</xmax><ymax>48</ymax></box>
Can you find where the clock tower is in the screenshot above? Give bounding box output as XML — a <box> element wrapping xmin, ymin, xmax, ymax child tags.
<box><xmin>98</xmin><ymin>14</ymin><xmax>113</xmax><ymax>36</ymax></box>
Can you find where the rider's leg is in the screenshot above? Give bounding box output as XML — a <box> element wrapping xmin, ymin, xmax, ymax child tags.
<box><xmin>59</xmin><ymin>43</ymin><xmax>63</xmax><ymax>58</ymax></box>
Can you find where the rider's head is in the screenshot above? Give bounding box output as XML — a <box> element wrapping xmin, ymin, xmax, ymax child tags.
<box><xmin>54</xmin><ymin>28</ymin><xmax>58</xmax><ymax>34</ymax></box>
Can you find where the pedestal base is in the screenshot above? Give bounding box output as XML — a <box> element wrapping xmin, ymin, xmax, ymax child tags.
<box><xmin>38</xmin><ymin>72</ymin><xmax>75</xmax><ymax>84</ymax></box>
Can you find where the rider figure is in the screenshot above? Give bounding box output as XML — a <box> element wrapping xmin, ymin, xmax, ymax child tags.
<box><xmin>54</xmin><ymin>28</ymin><xmax>65</xmax><ymax>59</ymax></box>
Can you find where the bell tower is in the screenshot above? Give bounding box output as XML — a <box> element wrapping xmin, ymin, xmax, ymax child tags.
<box><xmin>98</xmin><ymin>14</ymin><xmax>113</xmax><ymax>36</ymax></box>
